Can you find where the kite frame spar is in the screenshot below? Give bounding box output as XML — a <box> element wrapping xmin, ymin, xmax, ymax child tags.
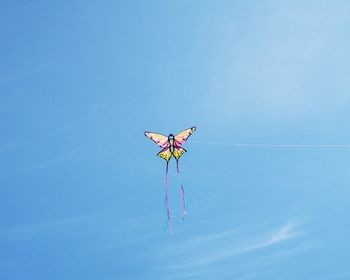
<box><xmin>144</xmin><ymin>126</ymin><xmax>196</xmax><ymax>229</ymax></box>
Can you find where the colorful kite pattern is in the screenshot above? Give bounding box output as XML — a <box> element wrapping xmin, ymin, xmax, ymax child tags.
<box><xmin>144</xmin><ymin>126</ymin><xmax>196</xmax><ymax>229</ymax></box>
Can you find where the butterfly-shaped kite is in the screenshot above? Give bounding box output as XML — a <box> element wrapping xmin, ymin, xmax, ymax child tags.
<box><xmin>144</xmin><ymin>126</ymin><xmax>196</xmax><ymax>228</ymax></box>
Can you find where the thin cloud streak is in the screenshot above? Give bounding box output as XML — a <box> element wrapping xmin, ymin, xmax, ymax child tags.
<box><xmin>48</xmin><ymin>104</ymin><xmax>99</xmax><ymax>136</ymax></box>
<box><xmin>18</xmin><ymin>150</ymin><xmax>75</xmax><ymax>171</ymax></box>
<box><xmin>166</xmin><ymin>219</ymin><xmax>304</xmax><ymax>270</ymax></box>
<box><xmin>154</xmin><ymin>219</ymin><xmax>308</xmax><ymax>280</ymax></box>
<box><xmin>0</xmin><ymin>213</ymin><xmax>97</xmax><ymax>239</ymax></box>
<box><xmin>0</xmin><ymin>61</ymin><xmax>52</xmax><ymax>87</ymax></box>
<box><xmin>256</xmin><ymin>241</ymin><xmax>312</xmax><ymax>265</ymax></box>
<box><xmin>0</xmin><ymin>207</ymin><xmax>163</xmax><ymax>246</ymax></box>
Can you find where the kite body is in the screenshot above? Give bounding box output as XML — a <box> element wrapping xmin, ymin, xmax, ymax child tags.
<box><xmin>144</xmin><ymin>126</ymin><xmax>196</xmax><ymax>230</ymax></box>
<box><xmin>144</xmin><ymin>127</ymin><xmax>196</xmax><ymax>162</ymax></box>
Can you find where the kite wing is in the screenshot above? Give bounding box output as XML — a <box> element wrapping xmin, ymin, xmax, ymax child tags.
<box><xmin>175</xmin><ymin>126</ymin><xmax>196</xmax><ymax>146</ymax></box>
<box><xmin>157</xmin><ymin>147</ymin><xmax>172</xmax><ymax>161</ymax></box>
<box><xmin>144</xmin><ymin>132</ymin><xmax>170</xmax><ymax>148</ymax></box>
<box><xmin>173</xmin><ymin>147</ymin><xmax>186</xmax><ymax>160</ymax></box>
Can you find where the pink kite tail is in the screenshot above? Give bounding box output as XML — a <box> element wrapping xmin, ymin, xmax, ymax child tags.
<box><xmin>165</xmin><ymin>161</ymin><xmax>173</xmax><ymax>231</ymax></box>
<box><xmin>176</xmin><ymin>160</ymin><xmax>187</xmax><ymax>220</ymax></box>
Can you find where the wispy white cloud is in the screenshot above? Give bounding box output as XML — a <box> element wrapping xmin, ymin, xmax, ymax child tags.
<box><xmin>18</xmin><ymin>150</ymin><xmax>75</xmax><ymax>171</ymax></box>
<box><xmin>168</xmin><ymin>220</ymin><xmax>303</xmax><ymax>270</ymax></box>
<box><xmin>48</xmin><ymin>103</ymin><xmax>99</xmax><ymax>136</ymax></box>
<box><xmin>255</xmin><ymin>241</ymin><xmax>312</xmax><ymax>266</ymax></box>
<box><xmin>0</xmin><ymin>213</ymin><xmax>97</xmax><ymax>239</ymax></box>
<box><xmin>0</xmin><ymin>207</ymin><xmax>163</xmax><ymax>246</ymax></box>
<box><xmin>154</xmin><ymin>218</ymin><xmax>308</xmax><ymax>280</ymax></box>
<box><xmin>0</xmin><ymin>61</ymin><xmax>52</xmax><ymax>87</ymax></box>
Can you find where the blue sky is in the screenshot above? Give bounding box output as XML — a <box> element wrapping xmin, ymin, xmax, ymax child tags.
<box><xmin>1</xmin><ymin>1</ymin><xmax>350</xmax><ymax>279</ymax></box>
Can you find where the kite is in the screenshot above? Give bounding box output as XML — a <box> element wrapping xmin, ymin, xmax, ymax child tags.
<box><xmin>144</xmin><ymin>126</ymin><xmax>196</xmax><ymax>228</ymax></box>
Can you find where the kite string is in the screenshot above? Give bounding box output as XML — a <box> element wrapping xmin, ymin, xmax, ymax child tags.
<box><xmin>176</xmin><ymin>160</ymin><xmax>187</xmax><ymax>220</ymax></box>
<box><xmin>189</xmin><ymin>140</ymin><xmax>350</xmax><ymax>148</ymax></box>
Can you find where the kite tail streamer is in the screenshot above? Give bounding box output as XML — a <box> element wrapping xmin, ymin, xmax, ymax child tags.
<box><xmin>165</xmin><ymin>161</ymin><xmax>173</xmax><ymax>232</ymax></box>
<box><xmin>176</xmin><ymin>160</ymin><xmax>187</xmax><ymax>220</ymax></box>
